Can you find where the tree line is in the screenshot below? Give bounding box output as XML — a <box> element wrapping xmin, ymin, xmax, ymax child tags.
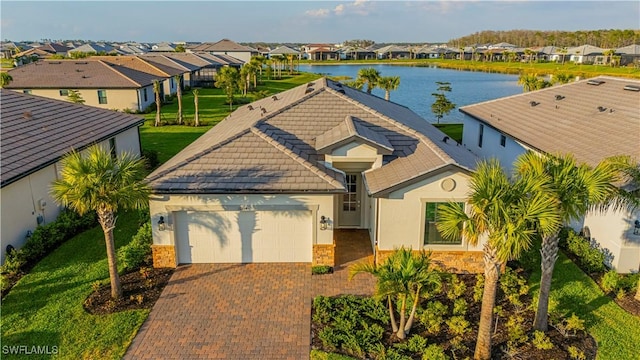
<box><xmin>448</xmin><ymin>29</ymin><xmax>640</xmax><ymax>49</ymax></box>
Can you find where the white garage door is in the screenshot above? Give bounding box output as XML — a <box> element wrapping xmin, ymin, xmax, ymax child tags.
<box><xmin>175</xmin><ymin>210</ymin><xmax>312</xmax><ymax>263</ymax></box>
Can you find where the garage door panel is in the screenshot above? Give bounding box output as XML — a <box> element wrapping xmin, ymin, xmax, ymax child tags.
<box><xmin>176</xmin><ymin>210</ymin><xmax>312</xmax><ymax>264</ymax></box>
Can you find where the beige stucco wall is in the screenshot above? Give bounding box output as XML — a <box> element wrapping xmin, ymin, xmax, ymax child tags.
<box><xmin>149</xmin><ymin>194</ymin><xmax>335</xmax><ymax>248</ymax></box>
<box><xmin>377</xmin><ymin>169</ymin><xmax>484</xmax><ymax>252</ymax></box>
<box><xmin>0</xmin><ymin>127</ymin><xmax>141</xmax><ymax>264</ymax></box>
<box><xmin>580</xmin><ymin>208</ymin><xmax>640</xmax><ymax>273</ymax></box>
<box><xmin>13</xmin><ymin>88</ymin><xmax>144</xmax><ymax>112</ymax></box>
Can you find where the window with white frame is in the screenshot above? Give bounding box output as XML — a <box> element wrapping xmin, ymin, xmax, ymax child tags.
<box><xmin>424</xmin><ymin>202</ymin><xmax>463</xmax><ymax>245</ymax></box>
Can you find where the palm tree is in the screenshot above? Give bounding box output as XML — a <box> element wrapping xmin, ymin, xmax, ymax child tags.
<box><xmin>215</xmin><ymin>66</ymin><xmax>240</xmax><ymax>111</ymax></box>
<box><xmin>174</xmin><ymin>75</ymin><xmax>183</xmax><ymax>124</ymax></box>
<box><xmin>378</xmin><ymin>76</ymin><xmax>400</xmax><ymax>101</ymax></box>
<box><xmin>350</xmin><ymin>248</ymin><xmax>441</xmax><ymax>340</ymax></box>
<box><xmin>357</xmin><ymin>67</ymin><xmax>380</xmax><ymax>94</ymax></box>
<box><xmin>603</xmin><ymin>49</ymin><xmax>616</xmax><ymax>66</ymax></box>
<box><xmin>524</xmin><ymin>48</ymin><xmax>536</xmax><ymax>64</ymax></box>
<box><xmin>152</xmin><ymin>80</ymin><xmax>162</xmax><ymax>127</ymax></box>
<box><xmin>51</xmin><ymin>145</ymin><xmax>150</xmax><ymax>299</ymax></box>
<box><xmin>551</xmin><ymin>73</ymin><xmax>575</xmax><ymax>85</ymax></box>
<box><xmin>0</xmin><ymin>72</ymin><xmax>13</xmax><ymax>88</ymax></box>
<box><xmin>459</xmin><ymin>47</ymin><xmax>465</xmax><ymax>61</ymax></box>
<box><xmin>514</xmin><ymin>152</ymin><xmax>623</xmax><ymax>331</ymax></box>
<box><xmin>437</xmin><ymin>159</ymin><xmax>560</xmax><ymax>359</ymax></box>
<box><xmin>518</xmin><ymin>73</ymin><xmax>547</xmax><ymax>92</ymax></box>
<box><xmin>192</xmin><ymin>88</ymin><xmax>200</xmax><ymax>127</ymax></box>
<box><xmin>558</xmin><ymin>47</ymin><xmax>568</xmax><ymax>65</ymax></box>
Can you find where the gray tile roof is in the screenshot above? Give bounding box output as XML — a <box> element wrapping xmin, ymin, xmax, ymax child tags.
<box><xmin>315</xmin><ymin>115</ymin><xmax>394</xmax><ymax>154</ymax></box>
<box><xmin>140</xmin><ymin>54</ymin><xmax>200</xmax><ymax>72</ymax></box>
<box><xmin>93</xmin><ymin>56</ymin><xmax>183</xmax><ymax>77</ymax></box>
<box><xmin>147</xmin><ymin>78</ymin><xmax>477</xmax><ymax>195</ymax></box>
<box><xmin>0</xmin><ymin>90</ymin><xmax>144</xmax><ymax>187</ymax></box>
<box><xmin>5</xmin><ymin>60</ymin><xmax>158</xmax><ymax>88</ymax></box>
<box><xmin>459</xmin><ymin>76</ymin><xmax>640</xmax><ymax>167</ymax></box>
<box><xmin>191</xmin><ymin>39</ymin><xmax>257</xmax><ymax>52</ymax></box>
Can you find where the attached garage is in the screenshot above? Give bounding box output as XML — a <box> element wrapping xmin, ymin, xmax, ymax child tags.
<box><xmin>175</xmin><ymin>210</ymin><xmax>313</xmax><ymax>264</ymax></box>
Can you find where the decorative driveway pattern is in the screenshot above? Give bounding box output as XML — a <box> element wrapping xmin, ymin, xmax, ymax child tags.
<box><xmin>124</xmin><ymin>231</ymin><xmax>375</xmax><ymax>360</ymax></box>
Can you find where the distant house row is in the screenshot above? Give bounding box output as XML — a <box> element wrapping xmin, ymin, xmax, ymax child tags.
<box><xmin>4</xmin><ymin>52</ymin><xmax>244</xmax><ymax>112</ymax></box>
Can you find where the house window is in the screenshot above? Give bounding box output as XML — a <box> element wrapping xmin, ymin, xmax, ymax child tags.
<box><xmin>109</xmin><ymin>138</ymin><xmax>117</xmax><ymax>160</ymax></box>
<box><xmin>500</xmin><ymin>134</ymin><xmax>506</xmax><ymax>147</ymax></box>
<box><xmin>23</xmin><ymin>89</ymin><xmax>32</xmax><ymax>94</ymax></box>
<box><xmin>478</xmin><ymin>124</ymin><xmax>484</xmax><ymax>148</ymax></box>
<box><xmin>424</xmin><ymin>202</ymin><xmax>463</xmax><ymax>245</ymax></box>
<box><xmin>143</xmin><ymin>88</ymin><xmax>148</xmax><ymax>102</ymax></box>
<box><xmin>59</xmin><ymin>89</ymin><xmax>69</xmax><ymax>96</ymax></box>
<box><xmin>97</xmin><ymin>89</ymin><xmax>107</xmax><ymax>104</ymax></box>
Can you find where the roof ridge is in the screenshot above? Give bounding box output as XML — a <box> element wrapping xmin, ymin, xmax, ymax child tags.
<box><xmin>135</xmin><ymin>57</ymin><xmax>172</xmax><ymax>76</ymax></box>
<box><xmin>96</xmin><ymin>60</ymin><xmax>143</xmax><ymax>87</ymax></box>
<box><xmin>146</xmin><ymin>128</ymin><xmax>253</xmax><ymax>182</ymax></box>
<box><xmin>324</xmin><ymin>86</ymin><xmax>451</xmax><ymax>164</ymax></box>
<box><xmin>250</xmin><ymin>126</ymin><xmax>345</xmax><ymax>190</ymax></box>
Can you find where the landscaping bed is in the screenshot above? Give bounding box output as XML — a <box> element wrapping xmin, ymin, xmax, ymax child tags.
<box><xmin>312</xmin><ymin>269</ymin><xmax>596</xmax><ymax>360</ymax></box>
<box><xmin>84</xmin><ymin>267</ymin><xmax>174</xmax><ymax>315</ymax></box>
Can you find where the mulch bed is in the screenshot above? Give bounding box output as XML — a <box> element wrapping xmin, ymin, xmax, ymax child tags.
<box><xmin>312</xmin><ymin>273</ymin><xmax>598</xmax><ymax>360</ymax></box>
<box><xmin>83</xmin><ymin>267</ymin><xmax>174</xmax><ymax>315</ymax></box>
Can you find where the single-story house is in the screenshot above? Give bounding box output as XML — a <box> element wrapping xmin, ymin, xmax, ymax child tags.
<box><xmin>68</xmin><ymin>42</ymin><xmax>121</xmax><ymax>56</ymax></box>
<box><xmin>375</xmin><ymin>45</ymin><xmax>411</xmax><ymax>60</ymax></box>
<box><xmin>189</xmin><ymin>39</ymin><xmax>258</xmax><ymax>63</ymax></box>
<box><xmin>459</xmin><ymin>76</ymin><xmax>640</xmax><ymax>273</ymax></box>
<box><xmin>338</xmin><ymin>46</ymin><xmax>376</xmax><ymax>60</ymax></box>
<box><xmin>4</xmin><ymin>60</ymin><xmax>159</xmax><ymax>112</ymax></box>
<box><xmin>268</xmin><ymin>45</ymin><xmax>301</xmax><ymax>59</ymax></box>
<box><xmin>0</xmin><ymin>90</ymin><xmax>144</xmax><ymax>263</ymax></box>
<box><xmin>616</xmin><ymin>44</ymin><xmax>640</xmax><ymax>66</ymax></box>
<box><xmin>567</xmin><ymin>45</ymin><xmax>605</xmax><ymax>64</ymax></box>
<box><xmin>147</xmin><ymin>78</ymin><xmax>485</xmax><ymax>272</ymax></box>
<box><xmin>140</xmin><ymin>53</ymin><xmax>201</xmax><ymax>88</ymax></box>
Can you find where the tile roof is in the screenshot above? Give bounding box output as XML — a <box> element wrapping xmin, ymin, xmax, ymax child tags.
<box><xmin>148</xmin><ymin>78</ymin><xmax>477</xmax><ymax>195</ymax></box>
<box><xmin>93</xmin><ymin>56</ymin><xmax>183</xmax><ymax>77</ymax></box>
<box><xmin>195</xmin><ymin>53</ymin><xmax>243</xmax><ymax>66</ymax></box>
<box><xmin>5</xmin><ymin>60</ymin><xmax>158</xmax><ymax>88</ymax></box>
<box><xmin>139</xmin><ymin>54</ymin><xmax>199</xmax><ymax>72</ymax></box>
<box><xmin>191</xmin><ymin>39</ymin><xmax>257</xmax><ymax>52</ymax></box>
<box><xmin>269</xmin><ymin>46</ymin><xmax>300</xmax><ymax>55</ymax></box>
<box><xmin>315</xmin><ymin>115</ymin><xmax>394</xmax><ymax>154</ymax></box>
<box><xmin>459</xmin><ymin>76</ymin><xmax>640</xmax><ymax>167</ymax></box>
<box><xmin>155</xmin><ymin>52</ymin><xmax>218</xmax><ymax>68</ymax></box>
<box><xmin>0</xmin><ymin>90</ymin><xmax>144</xmax><ymax>187</ymax></box>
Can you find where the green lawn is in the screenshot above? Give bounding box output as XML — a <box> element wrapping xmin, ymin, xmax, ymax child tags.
<box><xmin>524</xmin><ymin>249</ymin><xmax>640</xmax><ymax>359</ymax></box>
<box><xmin>0</xmin><ymin>211</ymin><xmax>145</xmax><ymax>360</ymax></box>
<box><xmin>434</xmin><ymin>123</ymin><xmax>463</xmax><ymax>144</ymax></box>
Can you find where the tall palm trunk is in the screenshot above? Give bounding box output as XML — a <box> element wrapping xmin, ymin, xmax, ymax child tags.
<box><xmin>385</xmin><ymin>90</ymin><xmax>390</xmax><ymax>101</ymax></box>
<box><xmin>388</xmin><ymin>296</ymin><xmax>398</xmax><ymax>333</ymax></box>
<box><xmin>176</xmin><ymin>78</ymin><xmax>183</xmax><ymax>124</ymax></box>
<box><xmin>534</xmin><ymin>234</ymin><xmax>559</xmax><ymax>331</ymax></box>
<box><xmin>193</xmin><ymin>90</ymin><xmax>200</xmax><ymax>127</ymax></box>
<box><xmin>397</xmin><ymin>294</ymin><xmax>407</xmax><ymax>339</ymax></box>
<box><xmin>475</xmin><ymin>243</ymin><xmax>501</xmax><ymax>360</ymax></box>
<box><xmin>97</xmin><ymin>207</ymin><xmax>122</xmax><ymax>299</ymax></box>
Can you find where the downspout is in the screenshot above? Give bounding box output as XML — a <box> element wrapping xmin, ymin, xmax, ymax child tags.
<box><xmin>374</xmin><ymin>197</ymin><xmax>380</xmax><ymax>265</ymax></box>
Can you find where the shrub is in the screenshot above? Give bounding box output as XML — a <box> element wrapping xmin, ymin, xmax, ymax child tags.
<box><xmin>312</xmin><ymin>265</ymin><xmax>332</xmax><ymax>275</ymax></box>
<box><xmin>568</xmin><ymin>346</ymin><xmax>586</xmax><ymax>360</ymax></box>
<box><xmin>601</xmin><ymin>270</ymin><xmax>621</xmax><ymax>294</ymax></box>
<box><xmin>394</xmin><ymin>334</ymin><xmax>427</xmax><ymax>353</ymax></box>
<box><xmin>564</xmin><ymin>229</ymin><xmax>605</xmax><ymax>273</ymax></box>
<box><xmin>472</xmin><ymin>274</ymin><xmax>484</xmax><ymax>303</ymax></box>
<box><xmin>422</xmin><ymin>344</ymin><xmax>449</xmax><ymax>360</ymax></box>
<box><xmin>419</xmin><ymin>300</ymin><xmax>447</xmax><ymax>335</ymax></box>
<box><xmin>142</xmin><ymin>149</ymin><xmax>160</xmax><ymax>170</ymax></box>
<box><xmin>119</xmin><ymin>222</ymin><xmax>153</xmax><ymax>272</ymax></box>
<box><xmin>446</xmin><ymin>274</ymin><xmax>467</xmax><ymax>300</ymax></box>
<box><xmin>532</xmin><ymin>330</ymin><xmax>554</xmax><ymax>350</ymax></box>
<box><xmin>1</xmin><ymin>249</ymin><xmax>26</xmax><ymax>276</ymax></box>
<box><xmin>452</xmin><ymin>298</ymin><xmax>467</xmax><ymax>316</ymax></box>
<box><xmin>505</xmin><ymin>315</ymin><xmax>527</xmax><ymax>349</ymax></box>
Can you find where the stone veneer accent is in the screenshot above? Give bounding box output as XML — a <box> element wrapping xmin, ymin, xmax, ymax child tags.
<box><xmin>313</xmin><ymin>244</ymin><xmax>335</xmax><ymax>266</ymax></box>
<box><xmin>375</xmin><ymin>247</ymin><xmax>484</xmax><ymax>274</ymax></box>
<box><xmin>152</xmin><ymin>245</ymin><xmax>177</xmax><ymax>268</ymax></box>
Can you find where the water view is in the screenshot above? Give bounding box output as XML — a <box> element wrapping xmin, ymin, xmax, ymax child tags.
<box><xmin>298</xmin><ymin>64</ymin><xmax>522</xmax><ymax>123</ymax></box>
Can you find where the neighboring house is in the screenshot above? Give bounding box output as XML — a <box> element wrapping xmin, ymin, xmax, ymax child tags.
<box><xmin>68</xmin><ymin>42</ymin><xmax>121</xmax><ymax>56</ymax></box>
<box><xmin>155</xmin><ymin>52</ymin><xmax>225</xmax><ymax>87</ymax></box>
<box><xmin>0</xmin><ymin>90</ymin><xmax>144</xmax><ymax>263</ymax></box>
<box><xmin>459</xmin><ymin>76</ymin><xmax>640</xmax><ymax>273</ymax></box>
<box><xmin>140</xmin><ymin>53</ymin><xmax>200</xmax><ymax>88</ymax></box>
<box><xmin>38</xmin><ymin>43</ymin><xmax>71</xmax><ymax>56</ymax></box>
<box><xmin>93</xmin><ymin>56</ymin><xmax>183</xmax><ymax>97</ymax></box>
<box><xmin>151</xmin><ymin>42</ymin><xmax>176</xmax><ymax>52</ymax></box>
<box><xmin>301</xmin><ymin>44</ymin><xmax>339</xmax><ymax>60</ymax></box>
<box><xmin>567</xmin><ymin>45</ymin><xmax>605</xmax><ymax>64</ymax></box>
<box><xmin>190</xmin><ymin>39</ymin><xmax>258</xmax><ymax>63</ymax></box>
<box><xmin>375</xmin><ymin>45</ymin><xmax>411</xmax><ymax>60</ymax></box>
<box><xmin>5</xmin><ymin>60</ymin><xmax>158</xmax><ymax>112</ymax></box>
<box><xmin>338</xmin><ymin>46</ymin><xmax>376</xmax><ymax>60</ymax></box>
<box><xmin>616</xmin><ymin>44</ymin><xmax>640</xmax><ymax>66</ymax></box>
<box><xmin>147</xmin><ymin>78</ymin><xmax>484</xmax><ymax>272</ymax></box>
<box><xmin>268</xmin><ymin>45</ymin><xmax>301</xmax><ymax>59</ymax></box>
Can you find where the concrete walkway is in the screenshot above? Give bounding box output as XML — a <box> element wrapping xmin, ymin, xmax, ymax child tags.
<box><xmin>124</xmin><ymin>230</ymin><xmax>375</xmax><ymax>360</ymax></box>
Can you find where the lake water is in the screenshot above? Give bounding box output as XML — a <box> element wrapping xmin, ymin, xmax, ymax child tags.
<box><xmin>297</xmin><ymin>64</ymin><xmax>522</xmax><ymax>123</ymax></box>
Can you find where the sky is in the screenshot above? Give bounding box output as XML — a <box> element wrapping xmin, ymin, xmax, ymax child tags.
<box><xmin>1</xmin><ymin>1</ymin><xmax>639</xmax><ymax>44</ymax></box>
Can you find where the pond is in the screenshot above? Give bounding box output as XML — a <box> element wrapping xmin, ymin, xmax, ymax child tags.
<box><xmin>297</xmin><ymin>64</ymin><xmax>522</xmax><ymax>123</ymax></box>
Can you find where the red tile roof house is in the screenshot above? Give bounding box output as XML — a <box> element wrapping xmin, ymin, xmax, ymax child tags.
<box><xmin>147</xmin><ymin>78</ymin><xmax>485</xmax><ymax>272</ymax></box>
<box><xmin>0</xmin><ymin>90</ymin><xmax>144</xmax><ymax>262</ymax></box>
<box><xmin>4</xmin><ymin>60</ymin><xmax>160</xmax><ymax>112</ymax></box>
<box><xmin>460</xmin><ymin>76</ymin><xmax>640</xmax><ymax>273</ymax></box>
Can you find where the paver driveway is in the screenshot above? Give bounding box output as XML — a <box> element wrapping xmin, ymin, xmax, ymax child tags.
<box><xmin>124</xmin><ymin>230</ymin><xmax>375</xmax><ymax>360</ymax></box>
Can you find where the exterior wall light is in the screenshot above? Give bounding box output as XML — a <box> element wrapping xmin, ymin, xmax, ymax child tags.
<box><xmin>158</xmin><ymin>216</ymin><xmax>166</xmax><ymax>231</ymax></box>
<box><xmin>320</xmin><ymin>216</ymin><xmax>329</xmax><ymax>231</ymax></box>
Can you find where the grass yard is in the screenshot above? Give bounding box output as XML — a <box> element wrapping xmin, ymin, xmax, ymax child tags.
<box><xmin>434</xmin><ymin>123</ymin><xmax>463</xmax><ymax>144</ymax></box>
<box><xmin>523</xmin><ymin>248</ymin><xmax>640</xmax><ymax>359</ymax></box>
<box><xmin>0</xmin><ymin>211</ymin><xmax>145</xmax><ymax>360</ymax></box>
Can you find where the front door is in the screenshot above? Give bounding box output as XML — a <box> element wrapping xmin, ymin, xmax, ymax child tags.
<box><xmin>339</xmin><ymin>173</ymin><xmax>362</xmax><ymax>227</ymax></box>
